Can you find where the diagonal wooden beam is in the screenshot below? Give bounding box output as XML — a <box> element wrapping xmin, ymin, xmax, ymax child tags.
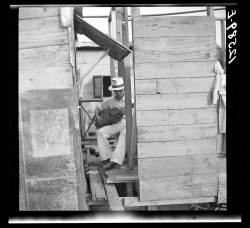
<box><xmin>75</xmin><ymin>48</ymin><xmax>111</xmax><ymax>88</ymax></box>
<box><xmin>99</xmin><ymin>167</ymin><xmax>124</xmax><ymax>211</ymax></box>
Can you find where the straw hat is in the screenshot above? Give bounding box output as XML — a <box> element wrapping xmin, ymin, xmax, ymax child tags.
<box><xmin>108</xmin><ymin>77</ymin><xmax>124</xmax><ymax>91</ymax></box>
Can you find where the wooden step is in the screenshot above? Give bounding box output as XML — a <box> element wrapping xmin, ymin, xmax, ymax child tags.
<box><xmin>88</xmin><ymin>165</ymin><xmax>107</xmax><ymax>201</ymax></box>
<box><xmin>98</xmin><ymin>167</ymin><xmax>125</xmax><ymax>211</ymax></box>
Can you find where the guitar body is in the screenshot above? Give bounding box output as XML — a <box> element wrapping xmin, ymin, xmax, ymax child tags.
<box><xmin>95</xmin><ymin>107</ymin><xmax>124</xmax><ymax>129</ymax></box>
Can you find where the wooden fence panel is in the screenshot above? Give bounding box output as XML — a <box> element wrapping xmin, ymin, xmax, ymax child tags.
<box><xmin>133</xmin><ymin>16</ymin><xmax>216</xmax><ymax>38</ymax></box>
<box><xmin>139</xmin><ymin>173</ymin><xmax>218</xmax><ymax>201</ymax></box>
<box><xmin>138</xmin><ymin>153</ymin><xmax>226</xmax><ymax>179</ymax></box>
<box><xmin>137</xmin><ymin>138</ymin><xmax>217</xmax><ymax>158</ymax></box>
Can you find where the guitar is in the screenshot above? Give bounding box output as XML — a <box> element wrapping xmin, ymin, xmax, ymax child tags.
<box><xmin>95</xmin><ymin>107</ymin><xmax>125</xmax><ymax>129</ymax></box>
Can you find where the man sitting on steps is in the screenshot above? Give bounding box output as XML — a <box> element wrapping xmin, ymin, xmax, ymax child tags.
<box><xmin>95</xmin><ymin>77</ymin><xmax>133</xmax><ymax>171</ymax></box>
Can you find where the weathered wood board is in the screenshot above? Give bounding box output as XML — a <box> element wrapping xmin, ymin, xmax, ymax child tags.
<box><xmin>136</xmin><ymin>93</ymin><xmax>215</xmax><ymax>110</ymax></box>
<box><xmin>135</xmin><ymin>77</ymin><xmax>214</xmax><ymax>94</ymax></box>
<box><xmin>133</xmin><ymin>16</ymin><xmax>216</xmax><ymax>38</ymax></box>
<box><xmin>135</xmin><ymin>61</ymin><xmax>216</xmax><ymax>80</ymax></box>
<box><xmin>137</xmin><ymin>138</ymin><xmax>217</xmax><ymax>158</ymax></box>
<box><xmin>138</xmin><ymin>153</ymin><xmax>226</xmax><ymax>179</ymax></box>
<box><xmin>123</xmin><ymin>196</ymin><xmax>215</xmax><ymax>207</ymax></box>
<box><xmin>136</xmin><ymin>108</ymin><xmax>217</xmax><ymax>127</ymax></box>
<box><xmin>19</xmin><ymin>44</ymin><xmax>70</xmax><ymax>70</ymax></box>
<box><xmin>19</xmin><ymin>88</ymin><xmax>87</xmax><ymax>210</ymax></box>
<box><xmin>132</xmin><ymin>15</ymin><xmax>223</xmax><ymax>202</ymax></box>
<box><xmin>19</xmin><ymin>64</ymin><xmax>73</xmax><ymax>92</ymax></box>
<box><xmin>137</xmin><ymin>123</ymin><xmax>219</xmax><ymax>142</ymax></box>
<box><xmin>218</xmin><ymin>172</ymin><xmax>227</xmax><ymax>204</ymax></box>
<box><xmin>139</xmin><ymin>173</ymin><xmax>218</xmax><ymax>201</ymax></box>
<box><xmin>26</xmin><ymin>178</ymin><xmax>78</xmax><ymax>211</ymax></box>
<box><xmin>88</xmin><ymin>166</ymin><xmax>107</xmax><ymax>201</ymax></box>
<box><xmin>134</xmin><ymin>37</ymin><xmax>216</xmax><ymax>63</ymax></box>
<box><xmin>98</xmin><ymin>167</ymin><xmax>124</xmax><ymax>211</ymax></box>
<box><xmin>19</xmin><ymin>7</ymin><xmax>60</xmax><ymax>19</ymax></box>
<box><xmin>19</xmin><ymin>16</ymin><xmax>68</xmax><ymax>49</ymax></box>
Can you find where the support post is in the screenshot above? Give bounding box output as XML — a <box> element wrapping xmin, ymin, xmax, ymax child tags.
<box><xmin>221</xmin><ymin>19</ymin><xmax>226</xmax><ymax>73</ymax></box>
<box><xmin>128</xmin><ymin>7</ymin><xmax>140</xmax><ymax>170</ymax></box>
<box><xmin>207</xmin><ymin>6</ymin><xmax>214</xmax><ymax>16</ymax></box>
<box><xmin>116</xmin><ymin>7</ymin><xmax>133</xmax><ymax>196</ymax></box>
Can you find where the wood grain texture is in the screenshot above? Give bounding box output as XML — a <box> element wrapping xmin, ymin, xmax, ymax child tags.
<box><xmin>26</xmin><ymin>178</ymin><xmax>78</xmax><ymax>211</ymax></box>
<box><xmin>19</xmin><ymin>44</ymin><xmax>70</xmax><ymax>70</ymax></box>
<box><xmin>98</xmin><ymin>167</ymin><xmax>124</xmax><ymax>211</ymax></box>
<box><xmin>136</xmin><ymin>93</ymin><xmax>215</xmax><ymax>110</ymax></box>
<box><xmin>88</xmin><ymin>166</ymin><xmax>107</xmax><ymax>201</ymax></box>
<box><xmin>135</xmin><ymin>79</ymin><xmax>156</xmax><ymax>94</ymax></box>
<box><xmin>138</xmin><ymin>153</ymin><xmax>226</xmax><ymax>179</ymax></box>
<box><xmin>138</xmin><ymin>123</ymin><xmax>219</xmax><ymax>142</ymax></box>
<box><xmin>136</xmin><ymin>108</ymin><xmax>217</xmax><ymax>127</ymax></box>
<box><xmin>19</xmin><ymin>16</ymin><xmax>69</xmax><ymax>49</ymax></box>
<box><xmin>169</xmin><ymin>108</ymin><xmax>217</xmax><ymax>125</ymax></box>
<box><xmin>136</xmin><ymin>110</ymin><xmax>169</xmax><ymax>127</ymax></box>
<box><xmin>218</xmin><ymin>172</ymin><xmax>227</xmax><ymax>203</ymax></box>
<box><xmin>139</xmin><ymin>173</ymin><xmax>218</xmax><ymax>201</ymax></box>
<box><xmin>134</xmin><ymin>37</ymin><xmax>217</xmax><ymax>63</ymax></box>
<box><xmin>137</xmin><ymin>138</ymin><xmax>217</xmax><ymax>158</ymax></box>
<box><xmin>216</xmin><ymin>134</ymin><xmax>225</xmax><ymax>153</ymax></box>
<box><xmin>124</xmin><ymin>196</ymin><xmax>215</xmax><ymax>207</ymax></box>
<box><xmin>157</xmin><ymin>77</ymin><xmax>215</xmax><ymax>94</ymax></box>
<box><xmin>133</xmin><ymin>16</ymin><xmax>216</xmax><ymax>38</ymax></box>
<box><xmin>20</xmin><ymin>89</ymin><xmax>88</xmax><ymax>210</ymax></box>
<box><xmin>19</xmin><ymin>113</ymin><xmax>27</xmax><ymax>210</ymax></box>
<box><xmin>134</xmin><ymin>61</ymin><xmax>216</xmax><ymax>79</ymax></box>
<box><xmin>19</xmin><ymin>65</ymin><xmax>73</xmax><ymax>92</ymax></box>
<box><xmin>19</xmin><ymin>7</ymin><xmax>59</xmax><ymax>19</ymax></box>
<box><xmin>76</xmin><ymin>51</ymin><xmax>110</xmax><ymax>65</ymax></box>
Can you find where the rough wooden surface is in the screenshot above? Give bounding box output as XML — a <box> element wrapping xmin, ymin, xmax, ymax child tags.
<box><xmin>137</xmin><ymin>139</ymin><xmax>217</xmax><ymax>158</ymax></box>
<box><xmin>19</xmin><ymin>44</ymin><xmax>70</xmax><ymax>70</ymax></box>
<box><xmin>123</xmin><ymin>196</ymin><xmax>215</xmax><ymax>207</ymax></box>
<box><xmin>218</xmin><ymin>172</ymin><xmax>227</xmax><ymax>204</ymax></box>
<box><xmin>136</xmin><ymin>93</ymin><xmax>215</xmax><ymax>110</ymax></box>
<box><xmin>138</xmin><ymin>153</ymin><xmax>226</xmax><ymax>179</ymax></box>
<box><xmin>88</xmin><ymin>166</ymin><xmax>107</xmax><ymax>201</ymax></box>
<box><xmin>19</xmin><ymin>89</ymin><xmax>88</xmax><ymax>210</ymax></box>
<box><xmin>136</xmin><ymin>108</ymin><xmax>217</xmax><ymax>127</ymax></box>
<box><xmin>135</xmin><ymin>77</ymin><xmax>214</xmax><ymax>94</ymax></box>
<box><xmin>137</xmin><ymin>123</ymin><xmax>218</xmax><ymax>142</ymax></box>
<box><xmin>134</xmin><ymin>37</ymin><xmax>216</xmax><ymax>63</ymax></box>
<box><xmin>139</xmin><ymin>173</ymin><xmax>218</xmax><ymax>201</ymax></box>
<box><xmin>133</xmin><ymin>16</ymin><xmax>216</xmax><ymax>38</ymax></box>
<box><xmin>107</xmin><ymin>172</ymin><xmax>138</xmax><ymax>183</ymax></box>
<box><xmin>19</xmin><ymin>65</ymin><xmax>73</xmax><ymax>92</ymax></box>
<box><xmin>98</xmin><ymin>167</ymin><xmax>124</xmax><ymax>211</ymax></box>
<box><xmin>19</xmin><ymin>16</ymin><xmax>68</xmax><ymax>49</ymax></box>
<box><xmin>135</xmin><ymin>61</ymin><xmax>216</xmax><ymax>79</ymax></box>
<box><xmin>19</xmin><ymin>7</ymin><xmax>59</xmax><ymax>19</ymax></box>
<box><xmin>26</xmin><ymin>178</ymin><xmax>79</xmax><ymax>211</ymax></box>
<box><xmin>133</xmin><ymin>15</ymin><xmax>222</xmax><ymax>203</ymax></box>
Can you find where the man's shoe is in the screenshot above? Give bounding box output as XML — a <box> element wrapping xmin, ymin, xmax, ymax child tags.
<box><xmin>103</xmin><ymin>161</ymin><xmax>117</xmax><ymax>171</ymax></box>
<box><xmin>98</xmin><ymin>159</ymin><xmax>110</xmax><ymax>167</ymax></box>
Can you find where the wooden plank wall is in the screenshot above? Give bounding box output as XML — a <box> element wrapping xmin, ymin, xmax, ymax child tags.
<box><xmin>19</xmin><ymin>7</ymin><xmax>73</xmax><ymax>92</ymax></box>
<box><xmin>133</xmin><ymin>16</ymin><xmax>226</xmax><ymax>203</ymax></box>
<box><xmin>19</xmin><ymin>7</ymin><xmax>88</xmax><ymax>210</ymax></box>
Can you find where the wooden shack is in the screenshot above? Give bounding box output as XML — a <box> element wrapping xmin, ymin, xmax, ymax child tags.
<box><xmin>132</xmin><ymin>13</ymin><xmax>226</xmax><ymax>205</ymax></box>
<box><xmin>18</xmin><ymin>7</ymin><xmax>88</xmax><ymax>211</ymax></box>
<box><xmin>18</xmin><ymin>6</ymin><xmax>227</xmax><ymax>211</ymax></box>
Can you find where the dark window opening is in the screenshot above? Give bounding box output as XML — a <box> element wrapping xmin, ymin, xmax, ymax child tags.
<box><xmin>103</xmin><ymin>76</ymin><xmax>112</xmax><ymax>97</ymax></box>
<box><xmin>93</xmin><ymin>75</ymin><xmax>111</xmax><ymax>99</ymax></box>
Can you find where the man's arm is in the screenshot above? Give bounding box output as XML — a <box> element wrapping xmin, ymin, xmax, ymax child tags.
<box><xmin>95</xmin><ymin>106</ymin><xmax>102</xmax><ymax>121</ymax></box>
